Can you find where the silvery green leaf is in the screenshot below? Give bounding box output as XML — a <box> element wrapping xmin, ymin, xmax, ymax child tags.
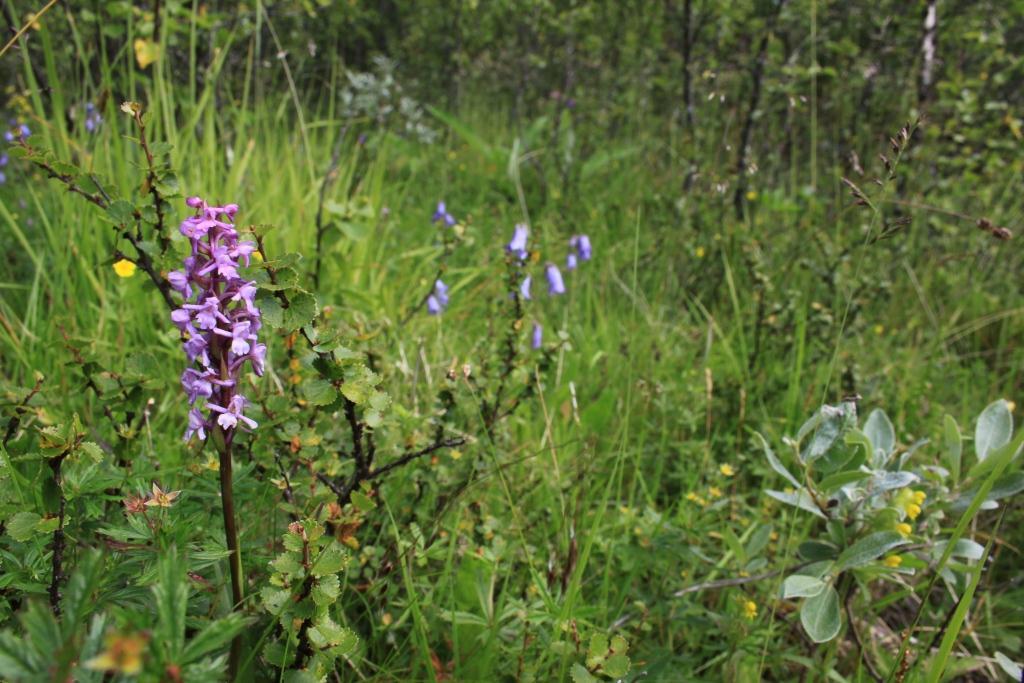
<box><xmin>975</xmin><ymin>399</ymin><xmax>1013</xmax><ymax>462</ymax></box>
<box><xmin>801</xmin><ymin>405</ymin><xmax>848</xmax><ymax>463</ymax></box>
<box><xmin>867</xmin><ymin>471</ymin><xmax>918</xmax><ymax>497</ymax></box>
<box><xmin>994</xmin><ymin>652</ymin><xmax>1022</xmax><ymax>681</ymax></box>
<box><xmin>766</xmin><ymin>489</ymin><xmax>827</xmax><ymax>519</ymax></box>
<box><xmin>864</xmin><ymin>409</ymin><xmax>895</xmax><ymax>466</ymax></box>
<box><xmin>800</xmin><ymin>585</ymin><xmax>841</xmax><ymax>643</ymax></box>
<box><xmin>755</xmin><ymin>432</ymin><xmax>801</xmax><ymax>488</ymax></box>
<box><xmin>782</xmin><ymin>575</ymin><xmax>827</xmax><ymax>598</ymax></box>
<box><xmin>931</xmin><ymin>539</ymin><xmax>985</xmax><ymax>562</ymax></box>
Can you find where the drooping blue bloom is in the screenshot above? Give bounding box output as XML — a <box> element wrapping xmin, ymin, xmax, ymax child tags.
<box><xmin>545</xmin><ymin>264</ymin><xmax>566</xmax><ymax>295</ymax></box>
<box><xmin>432</xmin><ymin>201</ymin><xmax>456</xmax><ymax>226</ymax></box>
<box><xmin>427</xmin><ymin>279</ymin><xmax>450</xmax><ymax>315</ymax></box>
<box><xmin>83</xmin><ymin>103</ymin><xmax>102</xmax><ymax>133</ymax></box>
<box><xmin>566</xmin><ymin>253</ymin><xmax>578</xmax><ymax>270</ymax></box>
<box><xmin>531</xmin><ymin>322</ymin><xmax>543</xmax><ymax>349</ymax></box>
<box><xmin>519</xmin><ymin>275</ymin><xmax>532</xmax><ymax>300</ymax></box>
<box><xmin>570</xmin><ymin>234</ymin><xmax>592</xmax><ymax>261</ymax></box>
<box><xmin>507</xmin><ymin>223</ymin><xmax>529</xmax><ymax>260</ymax></box>
<box><xmin>434</xmin><ymin>279</ymin><xmax>449</xmax><ymax>306</ymax></box>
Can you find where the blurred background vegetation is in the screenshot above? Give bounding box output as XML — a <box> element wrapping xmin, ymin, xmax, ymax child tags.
<box><xmin>2</xmin><ymin>0</ymin><xmax>1023</xmax><ymax>680</ymax></box>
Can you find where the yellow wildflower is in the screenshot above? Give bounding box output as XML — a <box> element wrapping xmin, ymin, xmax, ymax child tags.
<box><xmin>113</xmin><ymin>259</ymin><xmax>137</xmax><ymax>278</ymax></box>
<box><xmin>896</xmin><ymin>523</ymin><xmax>913</xmax><ymax>538</ymax></box>
<box><xmin>708</xmin><ymin>486</ymin><xmax>723</xmax><ymax>498</ymax></box>
<box><xmin>145</xmin><ymin>482</ymin><xmax>181</xmax><ymax>508</ymax></box>
<box><xmin>883</xmin><ymin>555</ymin><xmax>902</xmax><ymax>568</ymax></box>
<box><xmin>695</xmin><ymin>246</ymin><xmax>706</xmax><ymax>259</ymax></box>
<box><xmin>720</xmin><ymin>464</ymin><xmax>736</xmax><ymax>477</ymax></box>
<box><xmin>745</xmin><ymin>190</ymin><xmax>758</xmax><ymax>201</ymax></box>
<box><xmin>742</xmin><ymin>600</ymin><xmax>758</xmax><ymax>620</ymax></box>
<box><xmin>905</xmin><ymin>503</ymin><xmax>922</xmax><ymax>520</ymax></box>
<box><xmin>912</xmin><ymin>490</ymin><xmax>927</xmax><ymax>505</ymax></box>
<box><xmin>84</xmin><ymin>632</ymin><xmax>147</xmax><ymax>674</ymax></box>
<box><xmin>874</xmin><ymin>324</ymin><xmax>885</xmax><ymax>335</ymax></box>
<box><xmin>381</xmin><ymin>612</ymin><xmax>393</xmax><ymax>627</ymax></box>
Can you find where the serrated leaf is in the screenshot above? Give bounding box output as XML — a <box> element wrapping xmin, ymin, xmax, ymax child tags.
<box><xmin>602</xmin><ymin>653</ymin><xmax>630</xmax><ymax>678</ymax></box>
<box><xmin>588</xmin><ymin>633</ymin><xmax>609</xmax><ymax>659</ymax></box>
<box><xmin>311</xmin><ymin>542</ymin><xmax>348</xmax><ymax>577</ymax></box>
<box><xmin>609</xmin><ymin>634</ymin><xmax>628</xmax><ymax>655</ymax></box>
<box><xmin>301</xmin><ymin>379</ymin><xmax>337</xmax><ymax>407</ymax></box>
<box><xmin>800</xmin><ymin>584</ymin><xmax>841</xmax><ymax>643</ymax></box>
<box><xmin>350</xmin><ymin>491</ymin><xmax>376</xmax><ymax>512</ymax></box>
<box><xmin>105</xmin><ymin>199</ymin><xmax>136</xmax><ymax>225</ymax></box>
<box><xmin>6</xmin><ymin>512</ymin><xmax>41</xmax><ymax>541</ymax></box>
<box><xmin>181</xmin><ymin>613</ymin><xmax>251</xmax><ymax>664</ymax></box>
<box><xmin>284</xmin><ymin>291</ymin><xmax>319</xmax><ymax>331</ymax></box>
<box><xmin>975</xmin><ymin>399</ymin><xmax>1013</xmax><ymax>462</ymax></box>
<box><xmin>836</xmin><ymin>532</ymin><xmax>908</xmax><ymax>570</ymax></box>
<box><xmin>571</xmin><ymin>664</ymin><xmax>599</xmax><ymax>683</ymax></box>
<box><xmin>311</xmin><ymin>574</ymin><xmax>340</xmax><ymax>607</ymax></box>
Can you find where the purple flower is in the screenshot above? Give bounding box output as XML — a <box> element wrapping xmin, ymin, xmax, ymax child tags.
<box><xmin>531</xmin><ymin>322</ymin><xmax>543</xmax><ymax>349</ymax></box>
<box><xmin>185</xmin><ymin>408</ymin><xmax>208</xmax><ymax>441</ymax></box>
<box><xmin>570</xmin><ymin>234</ymin><xmax>592</xmax><ymax>261</ymax></box>
<box><xmin>519</xmin><ymin>275</ymin><xmax>532</xmax><ymax>301</ymax></box>
<box><xmin>545</xmin><ymin>264</ymin><xmax>566</xmax><ymax>296</ymax></box>
<box><xmin>507</xmin><ymin>224</ymin><xmax>529</xmax><ymax>260</ymax></box>
<box><xmin>207</xmin><ymin>394</ymin><xmax>258</xmax><ymax>431</ymax></box>
<box><xmin>0</xmin><ymin>171</ymin><xmax>6</xmax><ymax>184</ymax></box>
<box><xmin>83</xmin><ymin>103</ymin><xmax>102</xmax><ymax>133</ymax></box>
<box><xmin>427</xmin><ymin>279</ymin><xmax>450</xmax><ymax>315</ymax></box>
<box><xmin>173</xmin><ymin>197</ymin><xmax>263</xmax><ymax>440</ymax></box>
<box><xmin>434</xmin><ymin>279</ymin><xmax>449</xmax><ymax>307</ymax></box>
<box><xmin>167</xmin><ymin>270</ymin><xmax>192</xmax><ymax>299</ymax></box>
<box><xmin>432</xmin><ymin>201</ymin><xmax>456</xmax><ymax>226</ymax></box>
<box><xmin>0</xmin><ymin>153</ymin><xmax>8</xmax><ymax>166</ymax></box>
<box><xmin>566</xmin><ymin>253</ymin><xmax>578</xmax><ymax>271</ymax></box>
<box><xmin>18</xmin><ymin>124</ymin><xmax>29</xmax><ymax>138</ymax></box>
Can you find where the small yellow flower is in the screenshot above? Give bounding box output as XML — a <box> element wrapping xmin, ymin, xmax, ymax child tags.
<box><xmin>1007</xmin><ymin>401</ymin><xmax>1016</xmax><ymax>413</ymax></box>
<box><xmin>874</xmin><ymin>324</ymin><xmax>885</xmax><ymax>335</ymax></box>
<box><xmin>742</xmin><ymin>600</ymin><xmax>758</xmax><ymax>620</ymax></box>
<box><xmin>883</xmin><ymin>555</ymin><xmax>902</xmax><ymax>568</ymax></box>
<box><xmin>720</xmin><ymin>464</ymin><xmax>736</xmax><ymax>477</ymax></box>
<box><xmin>708</xmin><ymin>486</ymin><xmax>723</xmax><ymax>498</ymax></box>
<box><xmin>449</xmin><ymin>449</ymin><xmax>462</xmax><ymax>461</ymax></box>
<box><xmin>381</xmin><ymin>612</ymin><xmax>393</xmax><ymax>627</ymax></box>
<box><xmin>252</xmin><ymin>250</ymin><xmax>264</xmax><ymax>263</ymax></box>
<box><xmin>896</xmin><ymin>522</ymin><xmax>913</xmax><ymax>538</ymax></box>
<box><xmin>745</xmin><ymin>190</ymin><xmax>758</xmax><ymax>201</ymax></box>
<box><xmin>905</xmin><ymin>503</ymin><xmax>922</xmax><ymax>520</ymax></box>
<box><xmin>145</xmin><ymin>482</ymin><xmax>181</xmax><ymax>508</ymax></box>
<box><xmin>84</xmin><ymin>631</ymin><xmax>147</xmax><ymax>674</ymax></box>
<box><xmin>113</xmin><ymin>259</ymin><xmax>137</xmax><ymax>278</ymax></box>
<box><xmin>695</xmin><ymin>246</ymin><xmax>706</xmax><ymax>259</ymax></box>
<box><xmin>685</xmin><ymin>492</ymin><xmax>707</xmax><ymax>506</ymax></box>
<box><xmin>912</xmin><ymin>490</ymin><xmax>927</xmax><ymax>505</ymax></box>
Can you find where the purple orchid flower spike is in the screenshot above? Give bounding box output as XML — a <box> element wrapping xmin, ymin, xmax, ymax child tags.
<box><xmin>531</xmin><ymin>322</ymin><xmax>543</xmax><ymax>349</ymax></box>
<box><xmin>172</xmin><ymin>196</ymin><xmax>263</xmax><ymax>442</ymax></box>
<box><xmin>432</xmin><ymin>201</ymin><xmax>456</xmax><ymax>226</ymax></box>
<box><xmin>545</xmin><ymin>263</ymin><xmax>566</xmax><ymax>296</ymax></box>
<box><xmin>507</xmin><ymin>223</ymin><xmax>529</xmax><ymax>261</ymax></box>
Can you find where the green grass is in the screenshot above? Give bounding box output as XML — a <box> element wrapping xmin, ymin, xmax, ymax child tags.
<box><xmin>2</xmin><ymin>12</ymin><xmax>1023</xmax><ymax>682</ymax></box>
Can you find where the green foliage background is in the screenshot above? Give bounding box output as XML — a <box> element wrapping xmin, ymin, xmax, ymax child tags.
<box><xmin>1</xmin><ymin>0</ymin><xmax>1023</xmax><ymax>680</ymax></box>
